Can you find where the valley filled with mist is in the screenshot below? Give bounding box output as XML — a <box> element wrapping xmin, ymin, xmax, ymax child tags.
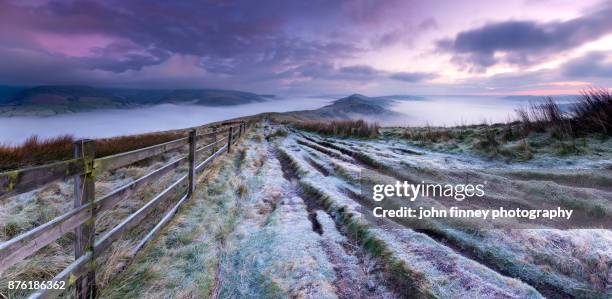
<box><xmin>0</xmin><ymin>94</ymin><xmax>543</xmax><ymax>145</ymax></box>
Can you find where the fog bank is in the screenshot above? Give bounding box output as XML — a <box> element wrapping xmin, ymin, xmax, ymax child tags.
<box><xmin>0</xmin><ymin>95</ymin><xmax>541</xmax><ymax>145</ymax></box>
<box><xmin>386</xmin><ymin>96</ymin><xmax>524</xmax><ymax>127</ymax></box>
<box><xmin>0</xmin><ymin>97</ymin><xmax>332</xmax><ymax>145</ymax></box>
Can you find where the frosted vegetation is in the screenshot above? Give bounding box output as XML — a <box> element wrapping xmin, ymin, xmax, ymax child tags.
<box><xmin>285</xmin><ymin>126</ymin><xmax>610</xmax><ymax>298</ymax></box>
<box><xmin>0</xmin><ymin>144</ymin><xmax>193</xmax><ymax>298</ymax></box>
<box><xmin>0</xmin><ymin>94</ymin><xmax>540</xmax><ymax>145</ymax></box>
<box><xmin>101</xmin><ymin>124</ymin><xmax>400</xmax><ymax>298</ymax></box>
<box><xmin>100</xmin><ymin>122</ymin><xmax>609</xmax><ymax>298</ymax></box>
<box><xmin>2</xmin><ymin>121</ymin><xmax>610</xmax><ymax>298</ymax></box>
<box><xmin>0</xmin><ymin>97</ymin><xmax>333</xmax><ymax>144</ymax></box>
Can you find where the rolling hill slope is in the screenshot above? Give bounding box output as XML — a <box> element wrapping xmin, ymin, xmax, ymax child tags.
<box><xmin>272</xmin><ymin>93</ymin><xmax>404</xmax><ymax>122</ymax></box>
<box><xmin>0</xmin><ymin>85</ymin><xmax>269</xmax><ymax>116</ymax></box>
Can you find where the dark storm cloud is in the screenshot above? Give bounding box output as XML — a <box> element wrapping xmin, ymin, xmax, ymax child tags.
<box><xmin>1</xmin><ymin>0</ymin><xmax>607</xmax><ymax>94</ymax></box>
<box><xmin>0</xmin><ymin>47</ymin><xmax>88</xmax><ymax>85</ymax></box>
<box><xmin>339</xmin><ymin>65</ymin><xmax>380</xmax><ymax>75</ymax></box>
<box><xmin>437</xmin><ymin>3</ymin><xmax>612</xmax><ymax>70</ymax></box>
<box><xmin>291</xmin><ymin>63</ymin><xmax>436</xmax><ymax>83</ymax></box>
<box><xmin>289</xmin><ymin>63</ymin><xmax>379</xmax><ymax>81</ymax></box>
<box><xmin>83</xmin><ymin>47</ymin><xmax>172</xmax><ymax>73</ymax></box>
<box><xmin>31</xmin><ymin>0</ymin><xmax>304</xmax><ymax>58</ymax></box>
<box><xmin>562</xmin><ymin>51</ymin><xmax>612</xmax><ymax>78</ymax></box>
<box><xmin>0</xmin><ymin>0</ymin><xmax>369</xmax><ymax>86</ymax></box>
<box><xmin>389</xmin><ymin>72</ymin><xmax>437</xmax><ymax>82</ymax></box>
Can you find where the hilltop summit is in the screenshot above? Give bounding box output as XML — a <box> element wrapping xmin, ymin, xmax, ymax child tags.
<box><xmin>276</xmin><ymin>94</ymin><xmax>402</xmax><ymax>121</ymax></box>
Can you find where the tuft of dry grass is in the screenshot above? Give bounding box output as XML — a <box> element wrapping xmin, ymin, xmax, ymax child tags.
<box><xmin>0</xmin><ymin>135</ymin><xmax>73</xmax><ymax>171</ymax></box>
<box><xmin>294</xmin><ymin>119</ymin><xmax>379</xmax><ymax>138</ymax></box>
<box><xmin>514</xmin><ymin>97</ymin><xmax>571</xmax><ymax>137</ymax></box>
<box><xmin>265</xmin><ymin>128</ymin><xmax>288</xmax><ymax>141</ymax></box>
<box><xmin>402</xmin><ymin>125</ymin><xmax>453</xmax><ymax>143</ymax></box>
<box><xmin>0</xmin><ymin>249</ymin><xmax>73</xmax><ymax>298</ymax></box>
<box><xmin>515</xmin><ymin>88</ymin><xmax>611</xmax><ymax>138</ymax></box>
<box><xmin>572</xmin><ymin>88</ymin><xmax>611</xmax><ymax>135</ymax></box>
<box><xmin>98</xmin><ymin>240</ymin><xmax>136</xmax><ymax>288</ymax></box>
<box><xmin>0</xmin><ymin>131</ymin><xmax>182</xmax><ymax>171</ymax></box>
<box><xmin>236</xmin><ymin>183</ymin><xmax>248</xmax><ymax>197</ymax></box>
<box><xmin>398</xmin><ymin>88</ymin><xmax>610</xmax><ymax>160</ymax></box>
<box><xmin>95</xmin><ymin>132</ymin><xmax>183</xmax><ymax>158</ymax></box>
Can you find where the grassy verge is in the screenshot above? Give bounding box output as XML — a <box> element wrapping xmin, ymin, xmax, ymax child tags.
<box><xmin>0</xmin><ymin>117</ymin><xmax>258</xmax><ymax>171</ymax></box>
<box><xmin>0</xmin><ymin>148</ymin><xmax>189</xmax><ymax>298</ymax></box>
<box><xmin>99</xmin><ymin>145</ymin><xmax>243</xmax><ymax>298</ymax></box>
<box><xmin>296</xmin><ymin>130</ymin><xmax>610</xmax><ymax>298</ymax></box>
<box><xmin>392</xmin><ymin>123</ymin><xmax>610</xmax><ymax>162</ymax></box>
<box><xmin>293</xmin><ymin>119</ymin><xmax>379</xmax><ymax>138</ymax></box>
<box><xmin>388</xmin><ymin>89</ymin><xmax>611</xmax><ymax>161</ymax></box>
<box><xmin>0</xmin><ymin>132</ymin><xmax>183</xmax><ymax>171</ymax></box>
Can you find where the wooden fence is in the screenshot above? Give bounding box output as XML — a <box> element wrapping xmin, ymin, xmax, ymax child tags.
<box><xmin>0</xmin><ymin>120</ymin><xmax>253</xmax><ymax>298</ymax></box>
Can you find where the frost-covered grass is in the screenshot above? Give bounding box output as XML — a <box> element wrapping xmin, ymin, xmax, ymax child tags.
<box><xmin>277</xmin><ymin>135</ymin><xmax>542</xmax><ymax>298</ymax></box>
<box><xmin>390</xmin><ymin>89</ymin><xmax>612</xmax><ymax>162</ymax></box>
<box><xmin>293</xmin><ymin>127</ymin><xmax>611</xmax><ymax>298</ymax></box>
<box><xmin>214</xmin><ymin>126</ymin><xmax>400</xmax><ymax>298</ymax></box>
<box><xmin>6</xmin><ymin>121</ymin><xmax>608</xmax><ymax>298</ymax></box>
<box><xmin>0</xmin><ymin>147</ymin><xmax>190</xmax><ymax>298</ymax></box>
<box><xmin>305</xmin><ymin>132</ymin><xmax>612</xmax><ymax>221</ymax></box>
<box><xmin>390</xmin><ymin>124</ymin><xmax>612</xmax><ymax>164</ymax></box>
<box><xmin>217</xmin><ymin>132</ymin><xmax>339</xmax><ymax>298</ymax></box>
<box><xmin>102</xmin><ymin>127</ymin><xmax>349</xmax><ymax>298</ymax></box>
<box><xmin>374</xmin><ymin>229</ymin><xmax>542</xmax><ymax>298</ymax></box>
<box><xmin>428</xmin><ymin>227</ymin><xmax>612</xmax><ymax>298</ymax></box>
<box><xmin>218</xmin><ymin>195</ymin><xmax>337</xmax><ymax>298</ymax></box>
<box><xmin>100</xmin><ymin>144</ymin><xmax>243</xmax><ymax>298</ymax></box>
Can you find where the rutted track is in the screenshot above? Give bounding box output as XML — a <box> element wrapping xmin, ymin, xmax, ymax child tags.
<box><xmin>289</xmin><ymin>130</ymin><xmax>611</xmax><ymax>298</ymax></box>
<box><xmin>278</xmin><ymin>131</ymin><xmax>543</xmax><ymax>298</ymax></box>
<box><xmin>101</xmin><ymin>124</ymin><xmax>609</xmax><ymax>298</ymax></box>
<box><xmin>272</xmin><ymin>136</ymin><xmax>399</xmax><ymax>298</ymax></box>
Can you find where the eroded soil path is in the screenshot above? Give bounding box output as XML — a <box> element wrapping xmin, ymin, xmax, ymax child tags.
<box><xmin>274</xmin><ymin>144</ymin><xmax>398</xmax><ymax>299</ymax></box>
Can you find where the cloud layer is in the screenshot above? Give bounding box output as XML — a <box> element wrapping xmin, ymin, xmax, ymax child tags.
<box><xmin>0</xmin><ymin>0</ymin><xmax>610</xmax><ymax>95</ymax></box>
<box><xmin>437</xmin><ymin>2</ymin><xmax>612</xmax><ymax>70</ymax></box>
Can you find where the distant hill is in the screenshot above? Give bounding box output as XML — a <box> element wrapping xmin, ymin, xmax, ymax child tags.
<box><xmin>159</xmin><ymin>89</ymin><xmax>266</xmax><ymax>106</ymax></box>
<box><xmin>0</xmin><ymin>85</ymin><xmax>127</xmax><ymax>116</ymax></box>
<box><xmin>101</xmin><ymin>88</ymin><xmax>268</xmax><ymax>106</ymax></box>
<box><xmin>9</xmin><ymin>86</ymin><xmax>117</xmax><ymax>106</ymax></box>
<box><xmin>0</xmin><ymin>85</ymin><xmax>269</xmax><ymax>116</ymax></box>
<box><xmin>274</xmin><ymin>94</ymin><xmax>404</xmax><ymax>122</ymax></box>
<box><xmin>0</xmin><ymin>86</ymin><xmax>25</xmax><ymax>105</ymax></box>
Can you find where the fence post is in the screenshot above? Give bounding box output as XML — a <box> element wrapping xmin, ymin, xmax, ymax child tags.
<box><xmin>211</xmin><ymin>127</ymin><xmax>217</xmax><ymax>156</ymax></box>
<box><xmin>228</xmin><ymin>126</ymin><xmax>233</xmax><ymax>153</ymax></box>
<box><xmin>188</xmin><ymin>129</ymin><xmax>196</xmax><ymax>196</ymax></box>
<box><xmin>239</xmin><ymin>122</ymin><xmax>243</xmax><ymax>138</ymax></box>
<box><xmin>73</xmin><ymin>139</ymin><xmax>96</xmax><ymax>299</ymax></box>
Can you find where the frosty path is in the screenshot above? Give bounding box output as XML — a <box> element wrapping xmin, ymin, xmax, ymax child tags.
<box><xmin>101</xmin><ymin>124</ymin><xmax>612</xmax><ymax>298</ymax></box>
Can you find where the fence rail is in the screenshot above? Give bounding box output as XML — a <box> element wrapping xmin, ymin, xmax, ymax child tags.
<box><xmin>0</xmin><ymin>158</ymin><xmax>86</xmax><ymax>199</ymax></box>
<box><xmin>94</xmin><ymin>137</ymin><xmax>189</xmax><ymax>174</ymax></box>
<box><xmin>0</xmin><ymin>119</ymin><xmax>255</xmax><ymax>298</ymax></box>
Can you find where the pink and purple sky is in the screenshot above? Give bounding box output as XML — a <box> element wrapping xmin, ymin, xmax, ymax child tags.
<box><xmin>0</xmin><ymin>0</ymin><xmax>611</xmax><ymax>96</ymax></box>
